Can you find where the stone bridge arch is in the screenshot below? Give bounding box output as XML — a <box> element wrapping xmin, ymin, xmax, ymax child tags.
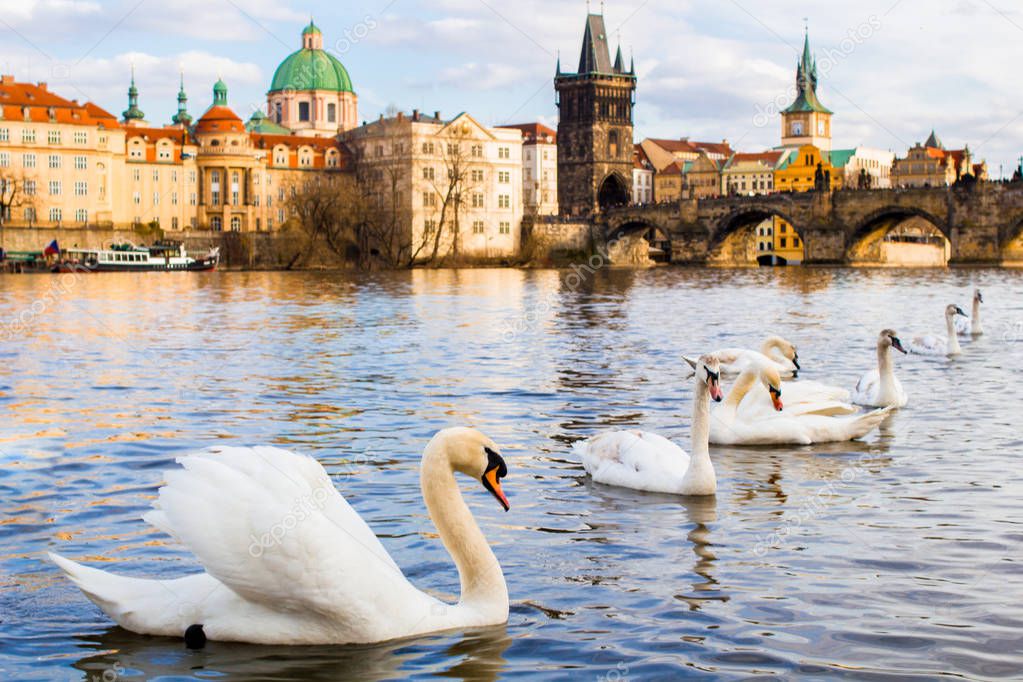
<box><xmin>1000</xmin><ymin>213</ymin><xmax>1023</xmax><ymax>263</ymax></box>
<box><xmin>708</xmin><ymin>204</ymin><xmax>806</xmax><ymax>266</ymax></box>
<box><xmin>604</xmin><ymin>214</ymin><xmax>674</xmax><ymax>264</ymax></box>
<box><xmin>847</xmin><ymin>205</ymin><xmax>951</xmax><ymax>265</ymax></box>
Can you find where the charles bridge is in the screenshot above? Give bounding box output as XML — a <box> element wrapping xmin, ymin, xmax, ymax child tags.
<box><xmin>595</xmin><ymin>182</ymin><xmax>1023</xmax><ymax>265</ymax></box>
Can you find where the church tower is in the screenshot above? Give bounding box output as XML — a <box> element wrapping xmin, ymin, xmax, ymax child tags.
<box><xmin>780</xmin><ymin>29</ymin><xmax>832</xmax><ymax>151</ymax></box>
<box><xmin>555</xmin><ymin>12</ymin><xmax>637</xmax><ymax>216</ymax></box>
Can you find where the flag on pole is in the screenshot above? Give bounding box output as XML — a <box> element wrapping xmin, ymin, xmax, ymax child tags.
<box><xmin>43</xmin><ymin>239</ymin><xmax>60</xmax><ymax>257</ymax></box>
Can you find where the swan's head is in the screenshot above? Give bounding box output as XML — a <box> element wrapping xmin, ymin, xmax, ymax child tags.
<box><xmin>879</xmin><ymin>329</ymin><xmax>907</xmax><ymax>354</ymax></box>
<box><xmin>686</xmin><ymin>355</ymin><xmax>723</xmax><ymax>402</ymax></box>
<box><xmin>947</xmin><ymin>303</ymin><xmax>967</xmax><ymax>319</ymax></box>
<box><xmin>429</xmin><ymin>427</ymin><xmax>509</xmax><ymax>511</ymax></box>
<box><xmin>757</xmin><ymin>361</ymin><xmax>784</xmax><ymax>412</ymax></box>
<box><xmin>974</xmin><ymin>289</ymin><xmax>983</xmax><ymax>304</ymax></box>
<box><xmin>764</xmin><ymin>335</ymin><xmax>799</xmax><ymax>370</ymax></box>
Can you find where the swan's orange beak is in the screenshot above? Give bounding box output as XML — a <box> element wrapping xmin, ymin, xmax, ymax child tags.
<box><xmin>483</xmin><ymin>468</ymin><xmax>509</xmax><ymax>511</ymax></box>
<box><xmin>770</xmin><ymin>386</ymin><xmax>784</xmax><ymax>412</ymax></box>
<box><xmin>708</xmin><ymin>378</ymin><xmax>723</xmax><ymax>402</ymax></box>
<box><xmin>482</xmin><ymin>447</ymin><xmax>509</xmax><ymax>511</ymax></box>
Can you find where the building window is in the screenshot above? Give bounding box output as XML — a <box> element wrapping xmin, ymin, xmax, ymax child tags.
<box><xmin>211</xmin><ymin>216</ymin><xmax>222</xmax><ymax>231</ymax></box>
<box><xmin>133</xmin><ymin>191</ymin><xmax>141</xmax><ymax>204</ymax></box>
<box><xmin>48</xmin><ymin>180</ymin><xmax>61</xmax><ymax>195</ymax></box>
<box><xmin>231</xmin><ymin>171</ymin><xmax>240</xmax><ymax>205</ymax></box>
<box><xmin>498</xmin><ymin>146</ymin><xmax>510</xmax><ymax>159</ymax></box>
<box><xmin>75</xmin><ymin>208</ymin><xmax>87</xmax><ymax>222</ymax></box>
<box><xmin>171</xmin><ymin>217</ymin><xmax>179</xmax><ymax>230</ymax></box>
<box><xmin>298</xmin><ymin>101</ymin><xmax>310</xmax><ymax>122</ymax></box>
<box><xmin>471</xmin><ymin>144</ymin><xmax>483</xmax><ymax>158</ymax></box>
<box><xmin>23</xmin><ymin>153</ymin><xmax>36</xmax><ymax>168</ymax></box>
<box><xmin>74</xmin><ymin>181</ymin><xmax>87</xmax><ymax>196</ymax></box>
<box><xmin>791</xmin><ymin>121</ymin><xmax>803</xmax><ymax>136</ymax></box>
<box><xmin>24</xmin><ymin>206</ymin><xmax>36</xmax><ymax>222</ymax></box>
<box><xmin>153</xmin><ymin>169</ymin><xmax>159</xmax><ymax>181</ymax></box>
<box><xmin>74</xmin><ymin>155</ymin><xmax>87</xmax><ymax>170</ymax></box>
<box><xmin>278</xmin><ymin>209</ymin><xmax>285</xmax><ymax>223</ymax></box>
<box><xmin>499</xmin><ymin>221</ymin><xmax>510</xmax><ymax>234</ymax></box>
<box><xmin>153</xmin><ymin>191</ymin><xmax>160</xmax><ymax>206</ymax></box>
<box><xmin>498</xmin><ymin>194</ymin><xmax>510</xmax><ymax>208</ymax></box>
<box><xmin>48</xmin><ymin>130</ymin><xmax>60</xmax><ymax>144</ymax></box>
<box><xmin>74</xmin><ymin>131</ymin><xmax>87</xmax><ymax>144</ymax></box>
<box><xmin>422</xmin><ymin>142</ymin><xmax>435</xmax><ymax>154</ymax></box>
<box><xmin>47</xmin><ymin>154</ymin><xmax>61</xmax><ymax>169</ymax></box>
<box><xmin>230</xmin><ymin>216</ymin><xmax>241</xmax><ymax>232</ymax></box>
<box><xmin>472</xmin><ymin>220</ymin><xmax>484</xmax><ymax>234</ymax></box>
<box><xmin>327</xmin><ymin>102</ymin><xmax>336</xmax><ymax>123</ymax></box>
<box><xmin>423</xmin><ymin>166</ymin><xmax>435</xmax><ymax>180</ymax></box>
<box><xmin>171</xmin><ymin>191</ymin><xmax>178</xmax><ymax>205</ymax></box>
<box><xmin>49</xmin><ymin>207</ymin><xmax>62</xmax><ymax>222</ymax></box>
<box><xmin>189</xmin><ymin>192</ymin><xmax>197</xmax><ymax>205</ymax></box>
<box><xmin>0</xmin><ymin>152</ymin><xmax>7</xmax><ymax>168</ymax></box>
<box><xmin>471</xmin><ymin>169</ymin><xmax>484</xmax><ymax>182</ymax></box>
<box><xmin>471</xmin><ymin>193</ymin><xmax>484</xmax><ymax>208</ymax></box>
<box><xmin>498</xmin><ymin>171</ymin><xmax>510</xmax><ymax>183</ymax></box>
<box><xmin>0</xmin><ymin>128</ymin><xmax>8</xmax><ymax>142</ymax></box>
<box><xmin>22</xmin><ymin>129</ymin><xmax>36</xmax><ymax>144</ymax></box>
<box><xmin>780</xmin><ymin>237</ymin><xmax>787</xmax><ymax>248</ymax></box>
<box><xmin>24</xmin><ymin>180</ymin><xmax>36</xmax><ymax>196</ymax></box>
<box><xmin>424</xmin><ymin>219</ymin><xmax>437</xmax><ymax>235</ymax></box>
<box><xmin>423</xmin><ymin>191</ymin><xmax>436</xmax><ymax>207</ymax></box>
<box><xmin>133</xmin><ymin>169</ymin><xmax>141</xmax><ymax>181</ymax></box>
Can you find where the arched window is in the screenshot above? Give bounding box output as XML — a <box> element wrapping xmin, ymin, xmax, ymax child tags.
<box><xmin>608</xmin><ymin>130</ymin><xmax>619</xmax><ymax>159</ymax></box>
<box><xmin>230</xmin><ymin>216</ymin><xmax>241</xmax><ymax>232</ymax></box>
<box><xmin>211</xmin><ymin>216</ymin><xmax>222</xmax><ymax>231</ymax></box>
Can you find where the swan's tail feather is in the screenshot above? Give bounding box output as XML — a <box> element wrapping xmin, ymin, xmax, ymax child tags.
<box><xmin>845</xmin><ymin>407</ymin><xmax>893</xmax><ymax>439</ymax></box>
<box><xmin>49</xmin><ymin>552</ymin><xmax>196</xmax><ymax>637</ymax></box>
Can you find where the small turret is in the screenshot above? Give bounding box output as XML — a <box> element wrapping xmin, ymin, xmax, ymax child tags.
<box><xmin>122</xmin><ymin>64</ymin><xmax>145</xmax><ymax>122</ymax></box>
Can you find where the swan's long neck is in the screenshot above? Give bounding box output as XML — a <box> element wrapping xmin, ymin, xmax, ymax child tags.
<box><xmin>760</xmin><ymin>338</ymin><xmax>781</xmax><ymax>361</ymax></box>
<box><xmin>682</xmin><ymin>378</ymin><xmax>715</xmax><ymax>494</ymax></box>
<box><xmin>972</xmin><ymin>298</ymin><xmax>983</xmax><ymax>334</ymax></box>
<box><xmin>722</xmin><ymin>368</ymin><xmax>757</xmax><ymax>413</ymax></box>
<box><xmin>420</xmin><ymin>446</ymin><xmax>507</xmax><ymax>617</ymax></box>
<box><xmin>946</xmin><ymin>313</ymin><xmax>962</xmax><ymax>354</ymax></box>
<box><xmin>877</xmin><ymin>343</ymin><xmax>897</xmax><ymax>400</ymax></box>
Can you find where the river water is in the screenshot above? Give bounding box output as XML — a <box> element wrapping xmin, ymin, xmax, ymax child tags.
<box><xmin>1</xmin><ymin>267</ymin><xmax>1021</xmax><ymax>681</ymax></box>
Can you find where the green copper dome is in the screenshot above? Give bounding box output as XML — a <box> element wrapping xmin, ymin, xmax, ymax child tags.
<box><xmin>269</xmin><ymin>41</ymin><xmax>354</xmax><ymax>93</ymax></box>
<box><xmin>302</xmin><ymin>20</ymin><xmax>321</xmax><ymax>35</ymax></box>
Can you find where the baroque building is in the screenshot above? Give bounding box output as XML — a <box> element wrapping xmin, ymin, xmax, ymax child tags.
<box><xmin>341</xmin><ymin>110</ymin><xmax>523</xmax><ymax>261</ymax></box>
<box><xmin>498</xmin><ymin>123</ymin><xmax>558</xmax><ymax>215</ymax></box>
<box><xmin>555</xmin><ymin>12</ymin><xmax>636</xmax><ymax>215</ymax></box>
<box><xmin>891</xmin><ymin>131</ymin><xmax>988</xmax><ymax>188</ymax></box>
<box><xmin>266</xmin><ymin>21</ymin><xmax>359</xmax><ymax>136</ymax></box>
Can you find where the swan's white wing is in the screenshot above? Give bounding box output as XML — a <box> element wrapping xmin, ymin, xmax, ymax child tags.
<box><xmin>953</xmin><ymin>316</ymin><xmax>971</xmax><ymax>336</ymax></box>
<box><xmin>907</xmin><ymin>334</ymin><xmax>946</xmax><ymax>355</ymax></box>
<box><xmin>574</xmin><ymin>431</ymin><xmax>689</xmax><ymax>494</ymax></box>
<box><xmin>851</xmin><ymin>369</ymin><xmax>879</xmax><ymax>406</ymax></box>
<box><xmin>142</xmin><ymin>446</ymin><xmax>425</xmax><ymax>627</ymax></box>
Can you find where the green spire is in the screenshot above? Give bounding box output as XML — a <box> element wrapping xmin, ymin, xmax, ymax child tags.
<box><xmin>212</xmin><ymin>78</ymin><xmax>228</xmax><ymax>106</ymax></box>
<box><xmin>302</xmin><ymin>18</ymin><xmax>321</xmax><ymax>35</ymax></box>
<box><xmin>122</xmin><ymin>64</ymin><xmax>145</xmax><ymax>121</ymax></box>
<box><xmin>784</xmin><ymin>25</ymin><xmax>830</xmax><ymax>114</ymax></box>
<box><xmin>172</xmin><ymin>70</ymin><xmax>192</xmax><ymax>126</ymax></box>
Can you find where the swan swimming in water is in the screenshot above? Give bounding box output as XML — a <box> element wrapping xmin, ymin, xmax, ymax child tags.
<box><xmin>709</xmin><ymin>356</ymin><xmax>892</xmax><ymax>445</ymax></box>
<box><xmin>907</xmin><ymin>304</ymin><xmax>968</xmax><ymax>356</ymax></box>
<box><xmin>954</xmin><ymin>289</ymin><xmax>984</xmax><ymax>337</ymax></box>
<box><xmin>685</xmin><ymin>335</ymin><xmax>799</xmax><ymax>377</ymax></box>
<box><xmin>50</xmin><ymin>428</ymin><xmax>511</xmax><ymax>645</ymax></box>
<box><xmin>572</xmin><ymin>354</ymin><xmax>723</xmax><ymax>496</ymax></box>
<box><xmin>851</xmin><ymin>329</ymin><xmax>909</xmax><ymax>408</ymax></box>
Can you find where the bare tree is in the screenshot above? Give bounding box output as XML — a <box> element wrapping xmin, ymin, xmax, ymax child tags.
<box><xmin>285</xmin><ymin>173</ymin><xmax>361</xmax><ymax>267</ymax></box>
<box><xmin>0</xmin><ymin>169</ymin><xmax>36</xmax><ymax>229</ymax></box>
<box><xmin>426</xmin><ymin>124</ymin><xmax>483</xmax><ymax>264</ymax></box>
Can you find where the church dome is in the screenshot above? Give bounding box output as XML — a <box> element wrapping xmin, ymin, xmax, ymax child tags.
<box><xmin>269</xmin><ymin>22</ymin><xmax>354</xmax><ymax>94</ymax></box>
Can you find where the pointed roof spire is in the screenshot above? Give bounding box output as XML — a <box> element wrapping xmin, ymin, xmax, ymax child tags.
<box><xmin>925</xmin><ymin>129</ymin><xmax>944</xmax><ymax>149</ymax></box>
<box><xmin>555</xmin><ymin>49</ymin><xmax>562</xmax><ymax>76</ymax></box>
<box><xmin>122</xmin><ymin>62</ymin><xmax>145</xmax><ymax>122</ymax></box>
<box><xmin>172</xmin><ymin>67</ymin><xmax>192</xmax><ymax>126</ymax></box>
<box><xmin>783</xmin><ymin>23</ymin><xmax>830</xmax><ymax>115</ymax></box>
<box><xmin>577</xmin><ymin>12</ymin><xmax>613</xmax><ymax>74</ymax></box>
<box><xmin>613</xmin><ymin>43</ymin><xmax>624</xmax><ymax>72</ymax></box>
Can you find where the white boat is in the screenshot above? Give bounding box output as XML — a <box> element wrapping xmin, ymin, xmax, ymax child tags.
<box><xmin>53</xmin><ymin>241</ymin><xmax>220</xmax><ymax>272</ymax></box>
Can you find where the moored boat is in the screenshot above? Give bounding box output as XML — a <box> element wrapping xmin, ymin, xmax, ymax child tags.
<box><xmin>52</xmin><ymin>241</ymin><xmax>219</xmax><ymax>273</ymax></box>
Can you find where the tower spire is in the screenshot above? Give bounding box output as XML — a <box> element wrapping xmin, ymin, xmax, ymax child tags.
<box><xmin>172</xmin><ymin>67</ymin><xmax>192</xmax><ymax>126</ymax></box>
<box><xmin>122</xmin><ymin>62</ymin><xmax>145</xmax><ymax>122</ymax></box>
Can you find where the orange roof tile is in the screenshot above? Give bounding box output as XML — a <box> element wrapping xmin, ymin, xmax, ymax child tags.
<box><xmin>497</xmin><ymin>122</ymin><xmax>556</xmax><ymax>144</ymax></box>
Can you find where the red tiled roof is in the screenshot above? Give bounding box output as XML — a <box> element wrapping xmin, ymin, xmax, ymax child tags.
<box><xmin>0</xmin><ymin>78</ymin><xmax>120</xmax><ymax>127</ymax></box>
<box><xmin>659</xmin><ymin>161</ymin><xmax>682</xmax><ymax>174</ymax></box>
<box><xmin>195</xmin><ymin>105</ymin><xmax>245</xmax><ymax>134</ymax></box>
<box><xmin>125</xmin><ymin>126</ymin><xmax>194</xmax><ymax>144</ymax></box>
<box><xmin>730</xmin><ymin>151</ymin><xmax>784</xmax><ymax>165</ymax></box>
<box><xmin>647</xmin><ymin>137</ymin><xmax>734</xmax><ymax>157</ymax></box>
<box><xmin>497</xmin><ymin>122</ymin><xmax>556</xmax><ymax>144</ymax></box>
<box><xmin>633</xmin><ymin>143</ymin><xmax>652</xmax><ymax>169</ymax></box>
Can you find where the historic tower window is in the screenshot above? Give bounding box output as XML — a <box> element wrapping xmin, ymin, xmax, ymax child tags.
<box><xmin>328</xmin><ymin>103</ymin><xmax>337</xmax><ymax>123</ymax></box>
<box><xmin>791</xmin><ymin>121</ymin><xmax>804</xmax><ymax>136</ymax></box>
<box><xmin>298</xmin><ymin>102</ymin><xmax>310</xmax><ymax>122</ymax></box>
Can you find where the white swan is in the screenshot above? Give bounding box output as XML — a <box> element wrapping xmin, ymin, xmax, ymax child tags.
<box><xmin>572</xmin><ymin>354</ymin><xmax>723</xmax><ymax>496</ymax></box>
<box><xmin>851</xmin><ymin>329</ymin><xmax>909</xmax><ymax>408</ymax></box>
<box><xmin>710</xmin><ymin>357</ymin><xmax>892</xmax><ymax>445</ymax></box>
<box><xmin>954</xmin><ymin>289</ymin><xmax>984</xmax><ymax>336</ymax></box>
<box><xmin>50</xmin><ymin>427</ymin><xmax>511</xmax><ymax>646</ymax></box>
<box><xmin>686</xmin><ymin>335</ymin><xmax>799</xmax><ymax>377</ymax></box>
<box><xmin>907</xmin><ymin>304</ymin><xmax>968</xmax><ymax>356</ymax></box>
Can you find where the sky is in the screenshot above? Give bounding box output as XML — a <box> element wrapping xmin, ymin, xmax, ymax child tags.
<box><xmin>2</xmin><ymin>0</ymin><xmax>1022</xmax><ymax>177</ymax></box>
